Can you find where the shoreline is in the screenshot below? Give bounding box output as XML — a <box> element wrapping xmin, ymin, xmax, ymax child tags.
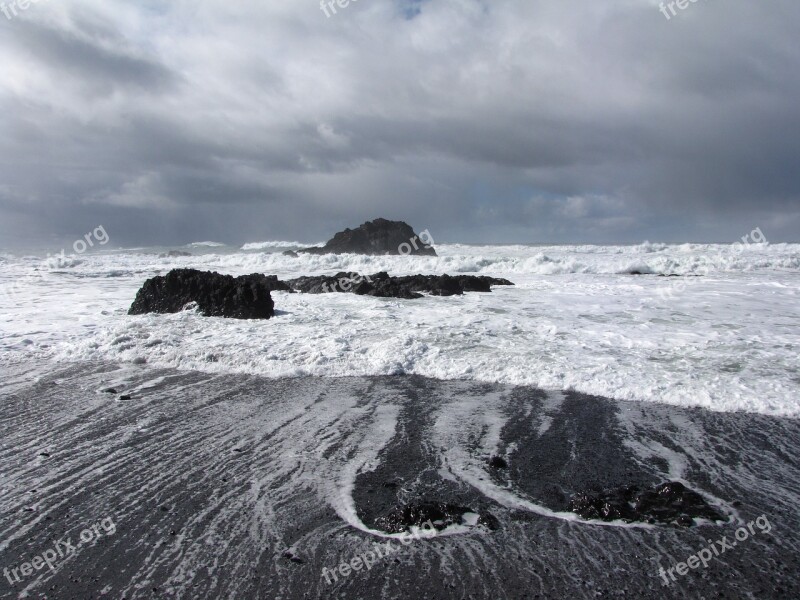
<box><xmin>0</xmin><ymin>360</ymin><xmax>798</xmax><ymax>599</ymax></box>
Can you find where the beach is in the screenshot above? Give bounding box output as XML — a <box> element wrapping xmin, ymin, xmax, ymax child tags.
<box><xmin>1</xmin><ymin>360</ymin><xmax>797</xmax><ymax>599</ymax></box>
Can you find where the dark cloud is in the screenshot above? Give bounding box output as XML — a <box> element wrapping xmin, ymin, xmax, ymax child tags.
<box><xmin>0</xmin><ymin>0</ymin><xmax>798</xmax><ymax>248</ymax></box>
<box><xmin>6</xmin><ymin>18</ymin><xmax>178</xmax><ymax>96</ymax></box>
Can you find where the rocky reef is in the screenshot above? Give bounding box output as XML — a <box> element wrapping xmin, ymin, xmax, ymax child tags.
<box><xmin>286</xmin><ymin>271</ymin><xmax>513</xmax><ymax>299</ymax></box>
<box><xmin>129</xmin><ymin>268</ymin><xmax>514</xmax><ymax>318</ymax></box>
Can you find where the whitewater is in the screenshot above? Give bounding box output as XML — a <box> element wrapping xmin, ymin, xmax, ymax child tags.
<box><xmin>1</xmin><ymin>241</ymin><xmax>798</xmax><ymax>416</ymax></box>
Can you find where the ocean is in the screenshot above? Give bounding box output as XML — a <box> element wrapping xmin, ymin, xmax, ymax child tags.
<box><xmin>2</xmin><ymin>240</ymin><xmax>799</xmax><ymax>415</ymax></box>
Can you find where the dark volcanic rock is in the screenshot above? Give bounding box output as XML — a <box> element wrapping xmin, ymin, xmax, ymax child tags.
<box><xmin>375</xmin><ymin>501</ymin><xmax>500</xmax><ymax>534</ymax></box>
<box><xmin>299</xmin><ymin>218</ymin><xmax>437</xmax><ymax>256</ymax></box>
<box><xmin>258</xmin><ymin>275</ymin><xmax>293</xmax><ymax>293</ymax></box>
<box><xmin>393</xmin><ymin>273</ymin><xmax>513</xmax><ymax>296</ymax></box>
<box><xmin>286</xmin><ymin>271</ymin><xmax>513</xmax><ymax>299</ymax></box>
<box><xmin>488</xmin><ymin>456</ymin><xmax>508</xmax><ymax>470</ymax></box>
<box><xmin>569</xmin><ymin>481</ymin><xmax>726</xmax><ymax>526</ymax></box>
<box><xmin>287</xmin><ymin>271</ymin><xmax>422</xmax><ymax>299</ymax></box>
<box><xmin>128</xmin><ymin>268</ymin><xmax>284</xmax><ymax>320</ymax></box>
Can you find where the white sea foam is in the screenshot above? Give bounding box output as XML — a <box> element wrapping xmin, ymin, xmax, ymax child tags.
<box><xmin>1</xmin><ymin>242</ymin><xmax>799</xmax><ymax>416</ymax></box>
<box><xmin>188</xmin><ymin>241</ymin><xmax>227</xmax><ymax>248</ymax></box>
<box><xmin>240</xmin><ymin>241</ymin><xmax>313</xmax><ymax>251</ymax></box>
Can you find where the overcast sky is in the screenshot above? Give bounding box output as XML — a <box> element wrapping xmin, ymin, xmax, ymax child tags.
<box><xmin>1</xmin><ymin>0</ymin><xmax>798</xmax><ymax>248</ymax></box>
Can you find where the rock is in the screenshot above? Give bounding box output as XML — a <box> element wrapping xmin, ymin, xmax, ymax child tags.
<box><xmin>119</xmin><ymin>395</ymin><xmax>132</xmax><ymax>400</ymax></box>
<box><xmin>259</xmin><ymin>275</ymin><xmax>293</xmax><ymax>292</ymax></box>
<box><xmin>488</xmin><ymin>456</ymin><xmax>508</xmax><ymax>469</ymax></box>
<box><xmin>128</xmin><ymin>268</ymin><xmax>282</xmax><ymax>320</ymax></box>
<box><xmin>102</xmin><ymin>387</ymin><xmax>118</xmax><ymax>394</ymax></box>
<box><xmin>282</xmin><ymin>551</ymin><xmax>305</xmax><ymax>564</ymax></box>
<box><xmin>375</xmin><ymin>501</ymin><xmax>500</xmax><ymax>534</ymax></box>
<box><xmin>160</xmin><ymin>250</ymin><xmax>192</xmax><ymax>258</ymax></box>
<box><xmin>299</xmin><ymin>218</ymin><xmax>437</xmax><ymax>256</ymax></box>
<box><xmin>287</xmin><ymin>271</ymin><xmax>421</xmax><ymax>299</ymax></box>
<box><xmin>568</xmin><ymin>481</ymin><xmax>726</xmax><ymax>526</ymax></box>
<box><xmin>286</xmin><ymin>271</ymin><xmax>514</xmax><ymax>299</ymax></box>
<box><xmin>282</xmin><ymin>250</ymin><xmax>298</xmax><ymax>257</ymax></box>
<box><xmin>394</xmin><ymin>274</ymin><xmax>513</xmax><ymax>296</ymax></box>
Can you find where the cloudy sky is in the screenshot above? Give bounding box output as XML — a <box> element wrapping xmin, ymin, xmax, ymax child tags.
<box><xmin>1</xmin><ymin>0</ymin><xmax>798</xmax><ymax>248</ymax></box>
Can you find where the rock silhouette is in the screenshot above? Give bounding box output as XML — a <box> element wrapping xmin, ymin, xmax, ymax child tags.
<box><xmin>299</xmin><ymin>218</ymin><xmax>437</xmax><ymax>256</ymax></box>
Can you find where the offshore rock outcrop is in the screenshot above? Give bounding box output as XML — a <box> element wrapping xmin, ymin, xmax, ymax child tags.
<box><xmin>299</xmin><ymin>218</ymin><xmax>437</xmax><ymax>256</ymax></box>
<box><xmin>128</xmin><ymin>268</ymin><xmax>287</xmax><ymax>320</ymax></box>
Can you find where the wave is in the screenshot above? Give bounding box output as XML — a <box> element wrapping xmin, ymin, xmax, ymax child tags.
<box><xmin>240</xmin><ymin>241</ymin><xmax>316</xmax><ymax>251</ymax></box>
<box><xmin>2</xmin><ymin>243</ymin><xmax>799</xmax><ymax>280</ymax></box>
<box><xmin>178</xmin><ymin>244</ymin><xmax>800</xmax><ymax>277</ymax></box>
<box><xmin>187</xmin><ymin>241</ymin><xmax>227</xmax><ymax>248</ymax></box>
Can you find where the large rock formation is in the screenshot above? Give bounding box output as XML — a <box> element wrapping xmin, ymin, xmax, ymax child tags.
<box><xmin>128</xmin><ymin>269</ymin><xmax>289</xmax><ymax>320</ymax></box>
<box><xmin>286</xmin><ymin>271</ymin><xmax>514</xmax><ymax>299</ymax></box>
<box><xmin>299</xmin><ymin>218</ymin><xmax>437</xmax><ymax>256</ymax></box>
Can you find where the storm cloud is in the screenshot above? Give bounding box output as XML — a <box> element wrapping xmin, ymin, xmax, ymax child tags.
<box><xmin>1</xmin><ymin>0</ymin><xmax>798</xmax><ymax>247</ymax></box>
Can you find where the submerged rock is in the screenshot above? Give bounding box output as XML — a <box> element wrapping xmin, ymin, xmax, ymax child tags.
<box><xmin>299</xmin><ymin>218</ymin><xmax>437</xmax><ymax>256</ymax></box>
<box><xmin>160</xmin><ymin>250</ymin><xmax>192</xmax><ymax>258</ymax></box>
<box><xmin>375</xmin><ymin>501</ymin><xmax>500</xmax><ymax>534</ymax></box>
<box><xmin>128</xmin><ymin>268</ymin><xmax>286</xmax><ymax>320</ymax></box>
<box><xmin>569</xmin><ymin>481</ymin><xmax>726</xmax><ymax>526</ymax></box>
<box><xmin>287</xmin><ymin>271</ymin><xmax>513</xmax><ymax>299</ymax></box>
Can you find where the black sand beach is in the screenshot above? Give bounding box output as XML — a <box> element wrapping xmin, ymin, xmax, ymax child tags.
<box><xmin>1</xmin><ymin>361</ymin><xmax>798</xmax><ymax>599</ymax></box>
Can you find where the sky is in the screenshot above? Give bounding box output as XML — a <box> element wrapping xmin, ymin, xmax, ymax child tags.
<box><xmin>0</xmin><ymin>0</ymin><xmax>799</xmax><ymax>248</ymax></box>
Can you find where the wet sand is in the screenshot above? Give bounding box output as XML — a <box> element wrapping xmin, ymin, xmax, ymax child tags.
<box><xmin>0</xmin><ymin>361</ymin><xmax>798</xmax><ymax>599</ymax></box>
